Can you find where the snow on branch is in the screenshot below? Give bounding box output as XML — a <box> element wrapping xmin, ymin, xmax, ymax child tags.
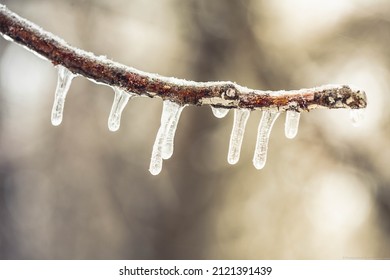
<box><xmin>0</xmin><ymin>5</ymin><xmax>368</xmax><ymax>175</ymax></box>
<box><xmin>0</xmin><ymin>5</ymin><xmax>366</xmax><ymax>111</ymax></box>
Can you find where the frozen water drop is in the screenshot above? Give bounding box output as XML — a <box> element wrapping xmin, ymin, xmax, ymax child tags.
<box><xmin>211</xmin><ymin>106</ymin><xmax>229</xmax><ymax>118</ymax></box>
<box><xmin>108</xmin><ymin>88</ymin><xmax>134</xmax><ymax>132</ymax></box>
<box><xmin>228</xmin><ymin>109</ymin><xmax>250</xmax><ymax>165</ymax></box>
<box><xmin>285</xmin><ymin>111</ymin><xmax>300</xmax><ymax>139</ymax></box>
<box><xmin>149</xmin><ymin>100</ymin><xmax>184</xmax><ymax>175</ymax></box>
<box><xmin>1</xmin><ymin>33</ymin><xmax>14</xmax><ymax>43</ymax></box>
<box><xmin>51</xmin><ymin>66</ymin><xmax>74</xmax><ymax>126</ymax></box>
<box><xmin>253</xmin><ymin>111</ymin><xmax>280</xmax><ymax>170</ymax></box>
<box><xmin>350</xmin><ymin>109</ymin><xmax>365</xmax><ymax>127</ymax></box>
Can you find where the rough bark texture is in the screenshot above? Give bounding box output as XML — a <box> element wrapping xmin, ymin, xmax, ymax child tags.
<box><xmin>0</xmin><ymin>4</ymin><xmax>367</xmax><ymax>112</ymax></box>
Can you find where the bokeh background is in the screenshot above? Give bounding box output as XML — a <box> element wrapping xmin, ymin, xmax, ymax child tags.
<box><xmin>0</xmin><ymin>0</ymin><xmax>389</xmax><ymax>259</ymax></box>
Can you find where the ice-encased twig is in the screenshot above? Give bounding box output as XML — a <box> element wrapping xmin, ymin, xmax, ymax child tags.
<box><xmin>284</xmin><ymin>111</ymin><xmax>301</xmax><ymax>139</ymax></box>
<box><xmin>0</xmin><ymin>5</ymin><xmax>371</xmax><ymax>176</ymax></box>
<box><xmin>51</xmin><ymin>65</ymin><xmax>74</xmax><ymax>126</ymax></box>
<box><xmin>253</xmin><ymin>111</ymin><xmax>280</xmax><ymax>170</ymax></box>
<box><xmin>108</xmin><ymin>88</ymin><xmax>134</xmax><ymax>132</ymax></box>
<box><xmin>211</xmin><ymin>106</ymin><xmax>229</xmax><ymax>118</ymax></box>
<box><xmin>149</xmin><ymin>100</ymin><xmax>184</xmax><ymax>175</ymax></box>
<box><xmin>0</xmin><ymin>6</ymin><xmax>367</xmax><ymax>111</ymax></box>
<box><xmin>228</xmin><ymin>109</ymin><xmax>250</xmax><ymax>165</ymax></box>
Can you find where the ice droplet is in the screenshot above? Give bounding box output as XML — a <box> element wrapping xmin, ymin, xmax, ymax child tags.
<box><xmin>211</xmin><ymin>106</ymin><xmax>229</xmax><ymax>118</ymax></box>
<box><xmin>285</xmin><ymin>111</ymin><xmax>300</xmax><ymax>139</ymax></box>
<box><xmin>51</xmin><ymin>66</ymin><xmax>74</xmax><ymax>126</ymax></box>
<box><xmin>1</xmin><ymin>33</ymin><xmax>14</xmax><ymax>43</ymax></box>
<box><xmin>350</xmin><ymin>109</ymin><xmax>365</xmax><ymax>127</ymax></box>
<box><xmin>228</xmin><ymin>109</ymin><xmax>250</xmax><ymax>165</ymax></box>
<box><xmin>108</xmin><ymin>88</ymin><xmax>134</xmax><ymax>131</ymax></box>
<box><xmin>253</xmin><ymin>111</ymin><xmax>280</xmax><ymax>170</ymax></box>
<box><xmin>149</xmin><ymin>100</ymin><xmax>184</xmax><ymax>175</ymax></box>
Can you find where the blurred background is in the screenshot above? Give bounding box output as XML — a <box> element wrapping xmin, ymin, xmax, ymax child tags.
<box><xmin>0</xmin><ymin>0</ymin><xmax>389</xmax><ymax>259</ymax></box>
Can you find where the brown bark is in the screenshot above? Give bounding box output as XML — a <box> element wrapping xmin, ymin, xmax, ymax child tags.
<box><xmin>0</xmin><ymin>4</ymin><xmax>366</xmax><ymax>112</ymax></box>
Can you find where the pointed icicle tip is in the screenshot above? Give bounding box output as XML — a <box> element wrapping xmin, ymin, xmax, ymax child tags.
<box><xmin>149</xmin><ymin>100</ymin><xmax>184</xmax><ymax>175</ymax></box>
<box><xmin>211</xmin><ymin>106</ymin><xmax>229</xmax><ymax>118</ymax></box>
<box><xmin>108</xmin><ymin>88</ymin><xmax>134</xmax><ymax>132</ymax></box>
<box><xmin>51</xmin><ymin>66</ymin><xmax>74</xmax><ymax>126</ymax></box>
<box><xmin>285</xmin><ymin>111</ymin><xmax>301</xmax><ymax>139</ymax></box>
<box><xmin>228</xmin><ymin>109</ymin><xmax>250</xmax><ymax>165</ymax></box>
<box><xmin>253</xmin><ymin>111</ymin><xmax>280</xmax><ymax>170</ymax></box>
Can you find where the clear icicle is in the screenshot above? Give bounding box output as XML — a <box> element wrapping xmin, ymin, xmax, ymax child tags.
<box><xmin>51</xmin><ymin>66</ymin><xmax>74</xmax><ymax>126</ymax></box>
<box><xmin>284</xmin><ymin>111</ymin><xmax>301</xmax><ymax>139</ymax></box>
<box><xmin>228</xmin><ymin>109</ymin><xmax>250</xmax><ymax>165</ymax></box>
<box><xmin>162</xmin><ymin>105</ymin><xmax>185</xmax><ymax>160</ymax></box>
<box><xmin>253</xmin><ymin>111</ymin><xmax>280</xmax><ymax>170</ymax></box>
<box><xmin>108</xmin><ymin>88</ymin><xmax>134</xmax><ymax>132</ymax></box>
<box><xmin>149</xmin><ymin>100</ymin><xmax>184</xmax><ymax>175</ymax></box>
<box><xmin>211</xmin><ymin>106</ymin><xmax>229</xmax><ymax>118</ymax></box>
<box><xmin>350</xmin><ymin>109</ymin><xmax>365</xmax><ymax>127</ymax></box>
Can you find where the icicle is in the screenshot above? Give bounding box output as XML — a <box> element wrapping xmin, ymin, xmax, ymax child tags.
<box><xmin>161</xmin><ymin>105</ymin><xmax>185</xmax><ymax>160</ymax></box>
<box><xmin>227</xmin><ymin>109</ymin><xmax>250</xmax><ymax>165</ymax></box>
<box><xmin>149</xmin><ymin>100</ymin><xmax>184</xmax><ymax>175</ymax></box>
<box><xmin>253</xmin><ymin>111</ymin><xmax>280</xmax><ymax>170</ymax></box>
<box><xmin>51</xmin><ymin>66</ymin><xmax>74</xmax><ymax>126</ymax></box>
<box><xmin>108</xmin><ymin>88</ymin><xmax>134</xmax><ymax>132</ymax></box>
<box><xmin>284</xmin><ymin>111</ymin><xmax>301</xmax><ymax>139</ymax></box>
<box><xmin>350</xmin><ymin>109</ymin><xmax>365</xmax><ymax>127</ymax></box>
<box><xmin>211</xmin><ymin>106</ymin><xmax>229</xmax><ymax>118</ymax></box>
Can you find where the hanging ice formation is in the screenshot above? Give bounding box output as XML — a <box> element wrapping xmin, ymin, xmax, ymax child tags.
<box><xmin>161</xmin><ymin>104</ymin><xmax>185</xmax><ymax>160</ymax></box>
<box><xmin>253</xmin><ymin>111</ymin><xmax>280</xmax><ymax>170</ymax></box>
<box><xmin>51</xmin><ymin>65</ymin><xmax>75</xmax><ymax>126</ymax></box>
<box><xmin>47</xmin><ymin>67</ymin><xmax>363</xmax><ymax>173</ymax></box>
<box><xmin>211</xmin><ymin>106</ymin><xmax>229</xmax><ymax>118</ymax></box>
<box><xmin>149</xmin><ymin>100</ymin><xmax>185</xmax><ymax>175</ymax></box>
<box><xmin>228</xmin><ymin>109</ymin><xmax>250</xmax><ymax>165</ymax></box>
<box><xmin>284</xmin><ymin>111</ymin><xmax>301</xmax><ymax>139</ymax></box>
<box><xmin>108</xmin><ymin>88</ymin><xmax>135</xmax><ymax>131</ymax></box>
<box><xmin>350</xmin><ymin>109</ymin><xmax>365</xmax><ymax>127</ymax></box>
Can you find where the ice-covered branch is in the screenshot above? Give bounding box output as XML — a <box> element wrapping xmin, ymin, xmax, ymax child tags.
<box><xmin>0</xmin><ymin>5</ymin><xmax>368</xmax><ymax>175</ymax></box>
<box><xmin>0</xmin><ymin>5</ymin><xmax>366</xmax><ymax>111</ymax></box>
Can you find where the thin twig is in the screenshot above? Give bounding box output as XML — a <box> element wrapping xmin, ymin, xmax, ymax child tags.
<box><xmin>0</xmin><ymin>4</ymin><xmax>367</xmax><ymax>111</ymax></box>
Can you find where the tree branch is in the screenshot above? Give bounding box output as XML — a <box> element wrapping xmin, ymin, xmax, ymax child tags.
<box><xmin>0</xmin><ymin>4</ymin><xmax>367</xmax><ymax>111</ymax></box>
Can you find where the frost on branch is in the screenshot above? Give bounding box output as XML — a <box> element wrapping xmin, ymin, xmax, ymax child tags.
<box><xmin>0</xmin><ymin>5</ymin><xmax>368</xmax><ymax>175</ymax></box>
